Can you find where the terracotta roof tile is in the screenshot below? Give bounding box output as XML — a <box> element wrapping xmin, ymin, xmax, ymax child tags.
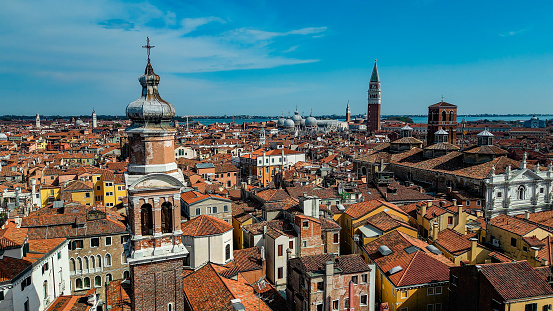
<box><xmin>181</xmin><ymin>215</ymin><xmax>233</xmax><ymax>237</ymax></box>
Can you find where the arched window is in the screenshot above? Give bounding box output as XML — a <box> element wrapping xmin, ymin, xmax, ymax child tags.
<box><xmin>94</xmin><ymin>276</ymin><xmax>102</xmax><ymax>287</ymax></box>
<box><xmin>449</xmin><ymin>111</ymin><xmax>454</xmax><ymax>122</ymax></box>
<box><xmin>106</xmin><ymin>274</ymin><xmax>113</xmax><ymax>284</ymax></box>
<box><xmin>518</xmin><ymin>186</ymin><xmax>526</xmax><ymax>200</ymax></box>
<box><xmin>168</xmin><ymin>303</ymin><xmax>173</xmax><ymax>311</ymax></box>
<box><xmin>90</xmin><ymin>256</ymin><xmax>95</xmax><ymax>270</ymax></box>
<box><xmin>105</xmin><ymin>254</ymin><xmax>112</xmax><ymax>267</ymax></box>
<box><xmin>141</xmin><ymin>203</ymin><xmax>153</xmax><ymax>236</ymax></box>
<box><xmin>123</xmin><ymin>271</ymin><xmax>130</xmax><ymax>279</ymax></box>
<box><xmin>75</xmin><ymin>278</ymin><xmax>83</xmax><ymax>290</ymax></box>
<box><xmin>161</xmin><ymin>202</ymin><xmax>173</xmax><ymax>234</ymax></box>
<box><xmin>97</xmin><ymin>255</ymin><xmax>102</xmax><ymax>270</ymax></box>
<box><xmin>225</xmin><ymin>244</ymin><xmax>231</xmax><ymax>261</ymax></box>
<box><xmin>84</xmin><ymin>256</ymin><xmax>89</xmax><ymax>271</ymax></box>
<box><xmin>121</xmin><ymin>252</ymin><xmax>128</xmax><ymax>264</ymax></box>
<box><xmin>83</xmin><ymin>277</ymin><xmax>90</xmax><ymax>289</ymax></box>
<box><xmin>77</xmin><ymin>257</ymin><xmax>82</xmax><ymax>272</ymax></box>
<box><xmin>442</xmin><ymin>111</ymin><xmax>447</xmax><ymax>122</ymax></box>
<box><xmin>69</xmin><ymin>258</ymin><xmax>76</xmax><ymax>274</ymax></box>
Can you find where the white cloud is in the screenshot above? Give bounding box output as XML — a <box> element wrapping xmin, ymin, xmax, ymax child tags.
<box><xmin>0</xmin><ymin>0</ymin><xmax>326</xmax><ymax>77</ymax></box>
<box><xmin>499</xmin><ymin>28</ymin><xmax>527</xmax><ymax>37</ymax></box>
<box><xmin>180</xmin><ymin>17</ymin><xmax>225</xmax><ymax>34</ymax></box>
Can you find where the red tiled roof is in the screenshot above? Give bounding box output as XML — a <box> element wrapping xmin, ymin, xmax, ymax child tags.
<box><xmin>181</xmin><ymin>215</ymin><xmax>233</xmax><ymax>237</ymax></box>
<box><xmin>345</xmin><ymin>199</ymin><xmax>405</xmax><ymax>219</ymax></box>
<box><xmin>479</xmin><ymin>261</ymin><xmax>553</xmax><ymax>301</ymax></box>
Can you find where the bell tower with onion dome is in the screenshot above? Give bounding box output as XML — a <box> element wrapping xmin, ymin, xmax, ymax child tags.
<box><xmin>125</xmin><ymin>37</ymin><xmax>187</xmax><ymax>311</ymax></box>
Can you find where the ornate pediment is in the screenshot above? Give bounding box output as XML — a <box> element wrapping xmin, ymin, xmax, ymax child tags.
<box><xmin>128</xmin><ymin>173</ymin><xmax>184</xmax><ymax>192</ymax></box>
<box><xmin>508</xmin><ymin>168</ymin><xmax>544</xmax><ymax>182</ymax></box>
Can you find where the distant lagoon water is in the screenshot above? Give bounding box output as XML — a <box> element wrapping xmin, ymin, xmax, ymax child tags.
<box><xmin>192</xmin><ymin>115</ymin><xmax>553</xmax><ymax>126</ymax></box>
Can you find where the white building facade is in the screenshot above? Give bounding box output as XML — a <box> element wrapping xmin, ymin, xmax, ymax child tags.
<box><xmin>484</xmin><ymin>155</ymin><xmax>553</xmax><ymax>217</ymax></box>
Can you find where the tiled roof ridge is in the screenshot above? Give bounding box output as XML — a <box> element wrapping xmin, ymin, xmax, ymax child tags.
<box><xmin>396</xmin><ymin>250</ymin><xmax>421</xmax><ymax>286</ymax></box>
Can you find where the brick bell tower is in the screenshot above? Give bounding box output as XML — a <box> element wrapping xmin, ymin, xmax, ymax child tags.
<box><xmin>367</xmin><ymin>59</ymin><xmax>381</xmax><ymax>133</ymax></box>
<box><xmin>427</xmin><ymin>98</ymin><xmax>458</xmax><ymax>145</ymax></box>
<box><xmin>125</xmin><ymin>37</ymin><xmax>188</xmax><ymax>311</ymax></box>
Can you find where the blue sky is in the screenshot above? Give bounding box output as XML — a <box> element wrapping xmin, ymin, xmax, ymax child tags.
<box><xmin>1</xmin><ymin>0</ymin><xmax>553</xmax><ymax>116</ymax></box>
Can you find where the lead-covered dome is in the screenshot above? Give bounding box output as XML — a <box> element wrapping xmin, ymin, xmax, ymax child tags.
<box><xmin>126</xmin><ymin>62</ymin><xmax>176</xmax><ymax>123</ymax></box>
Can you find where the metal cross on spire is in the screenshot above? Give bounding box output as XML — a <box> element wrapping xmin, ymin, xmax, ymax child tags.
<box><xmin>142</xmin><ymin>37</ymin><xmax>155</xmax><ymax>63</ymax></box>
<box><xmin>441</xmin><ymin>95</ymin><xmax>445</xmax><ymax>102</ymax></box>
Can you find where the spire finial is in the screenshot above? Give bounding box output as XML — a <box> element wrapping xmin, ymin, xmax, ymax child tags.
<box><xmin>441</xmin><ymin>95</ymin><xmax>444</xmax><ymax>102</ymax></box>
<box><xmin>374</xmin><ymin>59</ymin><xmax>377</xmax><ymax>63</ymax></box>
<box><xmin>142</xmin><ymin>37</ymin><xmax>155</xmax><ymax>63</ymax></box>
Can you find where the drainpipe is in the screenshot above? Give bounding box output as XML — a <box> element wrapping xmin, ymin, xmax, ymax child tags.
<box><xmin>348</xmin><ymin>281</ymin><xmax>354</xmax><ymax>311</ymax></box>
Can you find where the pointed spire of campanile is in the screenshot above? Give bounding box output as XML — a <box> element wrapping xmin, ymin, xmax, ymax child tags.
<box><xmin>370</xmin><ymin>59</ymin><xmax>379</xmax><ymax>82</ymax></box>
<box><xmin>367</xmin><ymin>59</ymin><xmax>381</xmax><ymax>133</ymax></box>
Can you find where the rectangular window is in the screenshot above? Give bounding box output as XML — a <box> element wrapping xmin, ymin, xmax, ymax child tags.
<box><xmin>223</xmin><ymin>205</ymin><xmax>229</xmax><ymax>212</ymax></box>
<box><xmin>524</xmin><ymin>303</ymin><xmax>537</xmax><ymax>311</ymax></box>
<box><xmin>344</xmin><ymin>298</ymin><xmax>350</xmax><ymax>309</ymax></box>
<box><xmin>0</xmin><ymin>291</ymin><xmax>4</xmax><ymax>301</ymax></box>
<box><xmin>278</xmin><ymin>267</ymin><xmax>283</xmax><ymax>279</ymax></box>
<box><xmin>106</xmin><ymin>192</ymin><xmax>114</xmax><ymax>196</ymax></box>
<box><xmin>303</xmin><ymin>221</ymin><xmax>309</xmax><ymax>228</ymax></box>
<box><xmin>105</xmin><ymin>236</ymin><xmax>112</xmax><ymax>246</ymax></box>
<box><xmin>451</xmin><ymin>275</ymin><xmax>458</xmax><ymax>287</ymax></box>
<box><xmin>360</xmin><ymin>295</ymin><xmax>368</xmax><ymax>306</ymax></box>
<box><xmin>435</xmin><ymin>303</ymin><xmax>442</xmax><ymax>311</ymax></box>
<box><xmin>105</xmin><ymin>182</ymin><xmax>113</xmax><ymax>187</ymax></box>
<box><xmin>332</xmin><ymin>300</ymin><xmax>339</xmax><ymax>311</ymax></box>
<box><xmin>117</xmin><ymin>186</ymin><xmax>126</xmax><ymax>191</ymax></box>
<box><xmin>85</xmin><ymin>192</ymin><xmax>91</xmax><ymax>198</ymax></box>
<box><xmin>316</xmin><ymin>281</ymin><xmax>324</xmax><ymax>291</ymax></box>
<box><xmin>427</xmin><ymin>287</ymin><xmax>435</xmax><ymax>296</ymax></box>
<box><xmin>106</xmin><ymin>202</ymin><xmax>114</xmax><ymax>207</ymax></box>
<box><xmin>196</xmin><ymin>208</ymin><xmax>201</xmax><ymax>216</ymax></box>
<box><xmin>400</xmin><ymin>290</ymin><xmax>408</xmax><ymax>299</ymax></box>
<box><xmin>207</xmin><ymin>207</ymin><xmax>212</xmax><ymax>214</ymax></box>
<box><xmin>91</xmin><ymin>237</ymin><xmax>100</xmax><ymax>247</ymax></box>
<box><xmin>302</xmin><ymin>240</ymin><xmax>307</xmax><ymax>247</ymax></box>
<box><xmin>57</xmin><ymin>252</ymin><xmax>61</xmax><ymax>260</ymax></box>
<box><xmin>511</xmin><ymin>237</ymin><xmax>517</xmax><ymax>247</ymax></box>
<box><xmin>448</xmin><ymin>216</ymin><xmax>453</xmax><ymax>225</ymax></box>
<box><xmin>212</xmin><ymin>206</ymin><xmax>217</xmax><ymax>213</ymax></box>
<box><xmin>96</xmin><ymin>186</ymin><xmax>101</xmax><ymax>191</ymax></box>
<box><xmin>333</xmin><ymin>233</ymin><xmax>339</xmax><ymax>244</ymax></box>
<box><xmin>278</xmin><ymin>244</ymin><xmax>283</xmax><ymax>256</ymax></box>
<box><xmin>465</xmin><ymin>200</ymin><xmax>470</xmax><ymax>206</ymax></box>
<box><xmin>497</xmin><ymin>192</ymin><xmax>502</xmax><ymax>198</ymax></box>
<box><xmin>362</xmin><ymin>274</ymin><xmax>368</xmax><ymax>283</ymax></box>
<box><xmin>351</xmin><ymin>276</ymin><xmax>358</xmax><ymax>284</ymax></box>
<box><xmin>289</xmin><ymin>240</ymin><xmax>294</xmax><ymax>249</ymax></box>
<box><xmin>72</xmin><ymin>239</ymin><xmax>84</xmax><ymax>250</ymax></box>
<box><xmin>476</xmin><ymin>200</ymin><xmax>481</xmax><ymax>206</ymax></box>
<box><xmin>427</xmin><ymin>304</ymin><xmax>434</xmax><ymax>311</ymax></box>
<box><xmin>523</xmin><ymin>246</ymin><xmax>528</xmax><ymax>252</ymax></box>
<box><xmin>121</xmin><ymin>236</ymin><xmax>129</xmax><ymax>243</ymax></box>
<box><xmin>435</xmin><ymin>286</ymin><xmax>442</xmax><ymax>295</ymax></box>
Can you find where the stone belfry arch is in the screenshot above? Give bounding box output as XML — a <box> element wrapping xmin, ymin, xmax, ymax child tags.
<box><xmin>125</xmin><ymin>37</ymin><xmax>187</xmax><ymax>311</ymax></box>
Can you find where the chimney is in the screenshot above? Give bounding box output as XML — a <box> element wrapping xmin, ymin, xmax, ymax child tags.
<box><xmin>531</xmin><ymin>246</ymin><xmax>540</xmax><ymax>260</ymax></box>
<box><xmin>431</xmin><ymin>222</ymin><xmax>439</xmax><ymax>242</ymax></box>
<box><xmin>421</xmin><ymin>201</ymin><xmax>430</xmax><ymax>218</ymax></box>
<box><xmin>456</xmin><ymin>204</ymin><xmax>466</xmax><ymax>235</ymax></box>
<box><xmin>470</xmin><ymin>238</ymin><xmax>478</xmax><ymax>264</ymax></box>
